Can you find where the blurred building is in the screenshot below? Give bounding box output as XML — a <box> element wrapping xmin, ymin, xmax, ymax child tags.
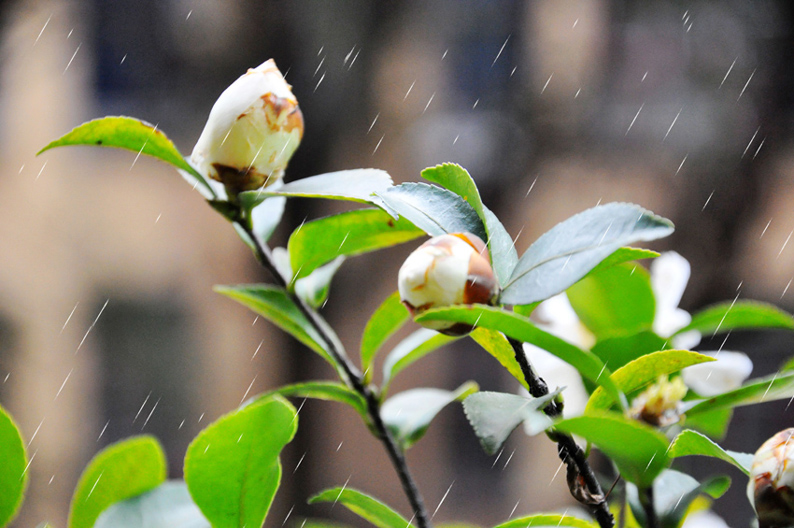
<box><xmin>1</xmin><ymin>1</ymin><xmax>794</xmax><ymax>527</ymax></box>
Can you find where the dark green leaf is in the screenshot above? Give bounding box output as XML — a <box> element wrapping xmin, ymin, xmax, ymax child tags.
<box><xmin>255</xmin><ymin>381</ymin><xmax>367</xmax><ymax>420</ymax></box>
<box><xmin>214</xmin><ymin>284</ymin><xmax>342</xmax><ymax>373</ymax></box>
<box><xmin>500</xmin><ymin>203</ymin><xmax>673</xmax><ymax>305</ymax></box>
<box><xmin>94</xmin><ymin>481</ymin><xmax>210</xmax><ymax>528</ymax></box>
<box><xmin>420</xmin><ymin>163</ymin><xmax>518</xmax><ymax>286</ymax></box>
<box><xmin>415</xmin><ymin>305</ymin><xmax>624</xmax><ymax>407</ymax></box>
<box><xmin>361</xmin><ymin>292</ymin><xmax>410</xmax><ymax>378</ymax></box>
<box><xmin>382</xmin><ymin>382</ymin><xmax>478</xmax><ymax>449</ymax></box>
<box><xmin>676</xmin><ymin>300</ymin><xmax>794</xmax><ymax>336</ymax></box>
<box><xmin>669</xmin><ymin>430</ymin><xmax>752</xmax><ymax>475</ymax></box>
<box><xmin>39</xmin><ymin>116</ymin><xmax>215</xmax><ymax>198</ymax></box>
<box><xmin>462</xmin><ymin>391</ymin><xmax>559</xmax><ymax>455</ymax></box>
<box><xmin>289</xmin><ymin>208</ymin><xmax>423</xmax><ymax>280</ymax></box>
<box><xmin>590</xmin><ymin>331</ymin><xmax>667</xmax><ymax>372</ymax></box>
<box><xmin>588</xmin><ymin>247</ymin><xmax>660</xmax><ymax>275</ymax></box>
<box><xmin>184</xmin><ymin>396</ymin><xmax>297</xmax><ymax>528</ymax></box>
<box><xmin>567</xmin><ymin>263</ymin><xmax>656</xmax><ymax>339</ymax></box>
<box><xmin>469</xmin><ymin>328</ymin><xmax>528</xmax><ymax>390</ymax></box>
<box><xmin>309</xmin><ymin>488</ymin><xmax>413</xmax><ymax>528</ymax></box>
<box><xmin>0</xmin><ymin>404</ymin><xmax>27</xmax><ymax>528</ymax></box>
<box><xmin>491</xmin><ymin>514</ymin><xmax>597</xmax><ymax>528</ymax></box>
<box><xmin>585</xmin><ymin>350</ymin><xmax>714</xmax><ymax>412</ymax></box>
<box><xmin>382</xmin><ymin>329</ymin><xmax>459</xmax><ymax>391</ymax></box>
<box><xmin>69</xmin><ymin>436</ymin><xmax>167</xmax><ymax>528</ymax></box>
<box><xmin>684</xmin><ymin>371</ymin><xmax>794</xmax><ymax>416</ymax></box>
<box><xmin>295</xmin><ymin>257</ymin><xmax>345</xmax><ymax>309</ymax></box>
<box><xmin>239</xmin><ymin>169</ymin><xmax>393</xmax><ymax>208</ymax></box>
<box><xmin>376</xmin><ymin>183</ymin><xmax>487</xmax><ymax>240</ymax></box>
<box><xmin>554</xmin><ymin>412</ymin><xmax>670</xmax><ymax>487</ymax></box>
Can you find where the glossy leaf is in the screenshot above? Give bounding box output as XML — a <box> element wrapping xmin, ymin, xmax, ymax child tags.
<box><xmin>382</xmin><ymin>382</ymin><xmax>478</xmax><ymax>449</ymax></box>
<box><xmin>588</xmin><ymin>247</ymin><xmax>659</xmax><ymax>275</ymax></box>
<box><xmin>215</xmin><ymin>284</ymin><xmax>341</xmax><ymax>372</ymax></box>
<box><xmin>590</xmin><ymin>331</ymin><xmax>667</xmax><ymax>372</ymax></box>
<box><xmin>239</xmin><ymin>168</ymin><xmax>393</xmax><ymax>208</ymax></box>
<box><xmin>415</xmin><ymin>305</ymin><xmax>624</xmax><ymax>407</ymax></box>
<box><xmin>361</xmin><ymin>292</ymin><xmax>410</xmax><ymax>377</ymax></box>
<box><xmin>492</xmin><ymin>514</ymin><xmax>597</xmax><ymax>528</ymax></box>
<box><xmin>289</xmin><ymin>208</ymin><xmax>423</xmax><ymax>280</ymax></box>
<box><xmin>682</xmin><ymin>407</ymin><xmax>733</xmax><ymax>441</ymax></box>
<box><xmin>382</xmin><ymin>329</ymin><xmax>459</xmax><ymax>390</ymax></box>
<box><xmin>256</xmin><ymin>381</ymin><xmax>367</xmax><ymax>419</ymax></box>
<box><xmin>309</xmin><ymin>488</ymin><xmax>413</xmax><ymax>528</ymax></box>
<box><xmin>554</xmin><ymin>412</ymin><xmax>670</xmax><ymax>487</ymax></box>
<box><xmin>421</xmin><ymin>163</ymin><xmax>518</xmax><ymax>285</ymax></box>
<box><xmin>463</xmin><ymin>391</ymin><xmax>559</xmax><ymax>455</ymax></box>
<box><xmin>94</xmin><ymin>481</ymin><xmax>210</xmax><ymax>528</ymax></box>
<box><xmin>295</xmin><ymin>256</ymin><xmax>345</xmax><ymax>309</ymax></box>
<box><xmin>676</xmin><ymin>300</ymin><xmax>794</xmax><ymax>336</ymax></box>
<box><xmin>69</xmin><ymin>436</ymin><xmax>167</xmax><ymax>528</ymax></box>
<box><xmin>470</xmin><ymin>328</ymin><xmax>528</xmax><ymax>390</ymax></box>
<box><xmin>500</xmin><ymin>203</ymin><xmax>673</xmax><ymax>305</ymax></box>
<box><xmin>585</xmin><ymin>350</ymin><xmax>714</xmax><ymax>412</ymax></box>
<box><xmin>684</xmin><ymin>371</ymin><xmax>794</xmax><ymax>416</ymax></box>
<box><xmin>184</xmin><ymin>396</ymin><xmax>297</xmax><ymax>528</ymax></box>
<box><xmin>38</xmin><ymin>116</ymin><xmax>215</xmax><ymax>198</ymax></box>
<box><xmin>376</xmin><ymin>182</ymin><xmax>487</xmax><ymax>240</ymax></box>
<box><xmin>0</xmin><ymin>404</ymin><xmax>27</xmax><ymax>528</ymax></box>
<box><xmin>567</xmin><ymin>263</ymin><xmax>656</xmax><ymax>339</ymax></box>
<box><xmin>669</xmin><ymin>430</ymin><xmax>752</xmax><ymax>475</ymax></box>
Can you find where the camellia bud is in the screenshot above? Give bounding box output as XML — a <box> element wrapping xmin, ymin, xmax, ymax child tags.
<box><xmin>191</xmin><ymin>59</ymin><xmax>304</xmax><ymax>195</ymax></box>
<box><xmin>398</xmin><ymin>233</ymin><xmax>499</xmax><ymax>336</ymax></box>
<box><xmin>748</xmin><ymin>428</ymin><xmax>794</xmax><ymax>528</ymax></box>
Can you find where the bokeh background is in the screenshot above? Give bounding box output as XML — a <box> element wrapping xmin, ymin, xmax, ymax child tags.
<box><xmin>1</xmin><ymin>1</ymin><xmax>794</xmax><ymax>526</ymax></box>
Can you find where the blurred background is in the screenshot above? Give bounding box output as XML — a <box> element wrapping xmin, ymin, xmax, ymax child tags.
<box><xmin>1</xmin><ymin>0</ymin><xmax>794</xmax><ymax>526</ymax></box>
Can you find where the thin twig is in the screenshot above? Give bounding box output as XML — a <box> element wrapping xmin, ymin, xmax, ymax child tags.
<box><xmin>639</xmin><ymin>486</ymin><xmax>658</xmax><ymax>528</ymax></box>
<box><xmin>507</xmin><ymin>337</ymin><xmax>614</xmax><ymax>528</ymax></box>
<box><xmin>236</xmin><ymin>219</ymin><xmax>431</xmax><ymax>528</ymax></box>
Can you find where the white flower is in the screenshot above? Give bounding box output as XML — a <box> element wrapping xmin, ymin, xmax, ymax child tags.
<box><xmin>747</xmin><ymin>428</ymin><xmax>794</xmax><ymax>527</ymax></box>
<box><xmin>681</xmin><ymin>510</ymin><xmax>730</xmax><ymax>528</ymax></box>
<box><xmin>650</xmin><ymin>251</ymin><xmax>700</xmax><ymax>349</ymax></box>
<box><xmin>398</xmin><ymin>233</ymin><xmax>498</xmax><ymax>336</ymax></box>
<box><xmin>681</xmin><ymin>350</ymin><xmax>753</xmax><ymax>397</ymax></box>
<box><xmin>191</xmin><ymin>59</ymin><xmax>304</xmax><ymax>195</ymax></box>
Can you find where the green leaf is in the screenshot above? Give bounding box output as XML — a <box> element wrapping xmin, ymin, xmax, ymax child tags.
<box><xmin>0</xmin><ymin>404</ymin><xmax>27</xmax><ymax>528</ymax></box>
<box><xmin>38</xmin><ymin>116</ymin><xmax>215</xmax><ymax>198</ymax></box>
<box><xmin>184</xmin><ymin>396</ymin><xmax>297</xmax><ymax>528</ymax></box>
<box><xmin>415</xmin><ymin>305</ymin><xmax>624</xmax><ymax>408</ymax></box>
<box><xmin>289</xmin><ymin>209</ymin><xmax>423</xmax><ymax>280</ymax></box>
<box><xmin>376</xmin><ymin>182</ymin><xmax>487</xmax><ymax>241</ymax></box>
<box><xmin>567</xmin><ymin>263</ymin><xmax>656</xmax><ymax>339</ymax></box>
<box><xmin>512</xmin><ymin>302</ymin><xmax>540</xmax><ymax>318</ymax></box>
<box><xmin>491</xmin><ymin>514</ymin><xmax>597</xmax><ymax>528</ymax></box>
<box><xmin>469</xmin><ymin>328</ymin><xmax>529</xmax><ymax>390</ymax></box>
<box><xmin>214</xmin><ymin>284</ymin><xmax>342</xmax><ymax>373</ymax></box>
<box><xmin>256</xmin><ymin>381</ymin><xmax>367</xmax><ymax>420</ymax></box>
<box><xmin>588</xmin><ymin>247</ymin><xmax>660</xmax><ymax>275</ymax></box>
<box><xmin>676</xmin><ymin>300</ymin><xmax>794</xmax><ymax>336</ymax></box>
<box><xmin>590</xmin><ymin>331</ymin><xmax>667</xmax><ymax>372</ymax></box>
<box><xmin>382</xmin><ymin>329</ymin><xmax>459</xmax><ymax>391</ymax></box>
<box><xmin>684</xmin><ymin>370</ymin><xmax>794</xmax><ymax>416</ymax></box>
<box><xmin>239</xmin><ymin>168</ymin><xmax>393</xmax><ymax>208</ymax></box>
<box><xmin>382</xmin><ymin>382</ymin><xmax>478</xmax><ymax>449</ymax></box>
<box><xmin>500</xmin><ymin>203</ymin><xmax>674</xmax><ymax>305</ymax></box>
<box><xmin>295</xmin><ymin>256</ymin><xmax>345</xmax><ymax>309</ymax></box>
<box><xmin>585</xmin><ymin>350</ymin><xmax>715</xmax><ymax>413</ymax></box>
<box><xmin>669</xmin><ymin>430</ymin><xmax>752</xmax><ymax>475</ymax></box>
<box><xmin>69</xmin><ymin>436</ymin><xmax>167</xmax><ymax>528</ymax></box>
<box><xmin>420</xmin><ymin>163</ymin><xmax>518</xmax><ymax>286</ymax></box>
<box><xmin>361</xmin><ymin>292</ymin><xmax>410</xmax><ymax>378</ymax></box>
<box><xmin>462</xmin><ymin>391</ymin><xmax>559</xmax><ymax>455</ymax></box>
<box><xmin>554</xmin><ymin>412</ymin><xmax>670</xmax><ymax>487</ymax></box>
<box><xmin>682</xmin><ymin>407</ymin><xmax>733</xmax><ymax>441</ymax></box>
<box><xmin>309</xmin><ymin>488</ymin><xmax>413</xmax><ymax>528</ymax></box>
<box><xmin>94</xmin><ymin>481</ymin><xmax>210</xmax><ymax>528</ymax></box>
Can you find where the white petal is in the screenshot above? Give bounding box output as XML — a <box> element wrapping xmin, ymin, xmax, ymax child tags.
<box><xmin>681</xmin><ymin>350</ymin><xmax>753</xmax><ymax>396</ymax></box>
<box><xmin>522</xmin><ymin>344</ymin><xmax>588</xmax><ymax>418</ymax></box>
<box><xmin>681</xmin><ymin>510</ymin><xmax>730</xmax><ymax>528</ymax></box>
<box><xmin>651</xmin><ymin>251</ymin><xmax>691</xmax><ymax>336</ymax></box>
<box><xmin>532</xmin><ymin>294</ymin><xmax>595</xmax><ymax>349</ymax></box>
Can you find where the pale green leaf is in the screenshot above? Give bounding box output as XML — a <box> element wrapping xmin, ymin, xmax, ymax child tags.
<box><xmin>309</xmin><ymin>488</ymin><xmax>413</xmax><ymax>528</ymax></box>
<box><xmin>0</xmin><ymin>404</ymin><xmax>27</xmax><ymax>528</ymax></box>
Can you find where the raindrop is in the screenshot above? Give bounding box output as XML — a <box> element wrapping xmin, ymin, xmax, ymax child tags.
<box><xmin>34</xmin><ymin>14</ymin><xmax>52</xmax><ymax>46</ymax></box>
<box><xmin>404</xmin><ymin>80</ymin><xmax>416</xmax><ymax>100</ymax></box>
<box><xmin>541</xmin><ymin>73</ymin><xmax>553</xmax><ymax>94</ymax></box>
<box><xmin>63</xmin><ymin>43</ymin><xmax>82</xmax><ymax>74</ymax></box>
<box><xmin>491</xmin><ymin>35</ymin><xmax>510</xmax><ymax>67</ymax></box>
<box><xmin>719</xmin><ymin>57</ymin><xmax>737</xmax><ymax>90</ymax></box>
<box><xmin>737</xmin><ymin>69</ymin><xmax>756</xmax><ymax>102</ymax></box>
<box><xmin>625</xmin><ymin>102</ymin><xmax>645</xmax><ymax>136</ymax></box>
<box><xmin>432</xmin><ymin>481</ymin><xmax>454</xmax><ymax>518</ymax></box>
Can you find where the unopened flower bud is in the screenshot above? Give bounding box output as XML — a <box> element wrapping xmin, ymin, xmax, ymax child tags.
<box><xmin>629</xmin><ymin>375</ymin><xmax>687</xmax><ymax>427</ymax></box>
<box><xmin>748</xmin><ymin>428</ymin><xmax>794</xmax><ymax>528</ymax></box>
<box><xmin>398</xmin><ymin>233</ymin><xmax>499</xmax><ymax>336</ymax></box>
<box><xmin>191</xmin><ymin>59</ymin><xmax>304</xmax><ymax>195</ymax></box>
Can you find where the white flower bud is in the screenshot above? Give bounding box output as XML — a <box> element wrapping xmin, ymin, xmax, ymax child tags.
<box><xmin>398</xmin><ymin>233</ymin><xmax>499</xmax><ymax>336</ymax></box>
<box><xmin>191</xmin><ymin>59</ymin><xmax>304</xmax><ymax>195</ymax></box>
<box><xmin>748</xmin><ymin>428</ymin><xmax>794</xmax><ymax>528</ymax></box>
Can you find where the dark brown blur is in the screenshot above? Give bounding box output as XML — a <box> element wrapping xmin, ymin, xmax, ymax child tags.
<box><xmin>1</xmin><ymin>1</ymin><xmax>793</xmax><ymax>527</ymax></box>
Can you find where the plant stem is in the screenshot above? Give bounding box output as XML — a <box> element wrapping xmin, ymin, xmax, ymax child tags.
<box><xmin>639</xmin><ymin>487</ymin><xmax>658</xmax><ymax>528</ymax></box>
<box><xmin>507</xmin><ymin>337</ymin><xmax>614</xmax><ymax>528</ymax></box>
<box><xmin>237</xmin><ymin>221</ymin><xmax>431</xmax><ymax>528</ymax></box>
